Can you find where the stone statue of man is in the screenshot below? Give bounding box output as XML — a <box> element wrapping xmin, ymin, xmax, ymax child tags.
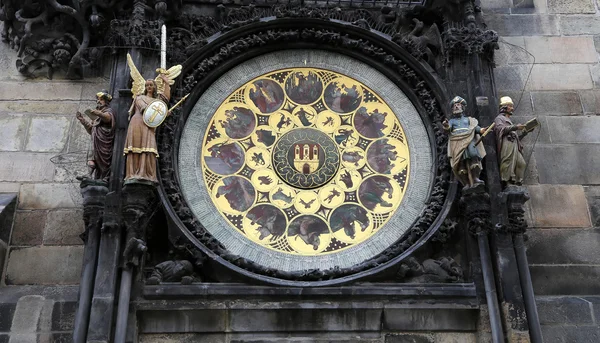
<box><xmin>493</xmin><ymin>96</ymin><xmax>531</xmax><ymax>187</ymax></box>
<box><xmin>75</xmin><ymin>90</ymin><xmax>115</xmax><ymax>181</ymax></box>
<box><xmin>442</xmin><ymin>96</ymin><xmax>489</xmax><ymax>188</ymax></box>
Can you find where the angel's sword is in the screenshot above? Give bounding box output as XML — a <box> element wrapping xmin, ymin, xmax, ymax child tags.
<box><xmin>160</xmin><ymin>24</ymin><xmax>166</xmax><ymax>70</ymax></box>
<box><xmin>148</xmin><ymin>25</ymin><xmax>168</xmax><ymax>124</ymax></box>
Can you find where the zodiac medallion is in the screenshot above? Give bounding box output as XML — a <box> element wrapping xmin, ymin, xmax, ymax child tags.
<box><xmin>200</xmin><ymin>67</ymin><xmax>410</xmax><ymax>256</ymax></box>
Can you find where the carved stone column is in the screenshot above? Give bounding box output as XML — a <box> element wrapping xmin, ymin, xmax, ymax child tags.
<box><xmin>504</xmin><ymin>186</ymin><xmax>543</xmax><ymax>343</ymax></box>
<box><xmin>461</xmin><ymin>188</ymin><xmax>504</xmax><ymax>343</ymax></box>
<box><xmin>74</xmin><ymin>180</ymin><xmax>108</xmax><ymax>343</ymax></box>
<box><xmin>114</xmin><ymin>183</ymin><xmax>157</xmax><ymax>343</ymax></box>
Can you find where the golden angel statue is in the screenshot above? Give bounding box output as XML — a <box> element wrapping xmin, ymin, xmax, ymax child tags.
<box><xmin>124</xmin><ymin>53</ymin><xmax>182</xmax><ymax>184</ymax></box>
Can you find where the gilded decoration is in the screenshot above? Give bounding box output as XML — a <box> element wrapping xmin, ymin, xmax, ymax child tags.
<box><xmin>201</xmin><ymin>68</ymin><xmax>410</xmax><ymax>255</ymax></box>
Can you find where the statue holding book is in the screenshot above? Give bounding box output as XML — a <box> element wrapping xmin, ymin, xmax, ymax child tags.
<box><xmin>75</xmin><ymin>90</ymin><xmax>115</xmax><ymax>181</ymax></box>
<box><xmin>442</xmin><ymin>96</ymin><xmax>491</xmax><ymax>189</ymax></box>
<box><xmin>493</xmin><ymin>96</ymin><xmax>538</xmax><ymax>187</ymax></box>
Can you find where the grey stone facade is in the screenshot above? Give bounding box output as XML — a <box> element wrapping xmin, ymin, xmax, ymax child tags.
<box><xmin>483</xmin><ymin>0</ymin><xmax>600</xmax><ymax>340</ymax></box>
<box><xmin>0</xmin><ymin>0</ymin><xmax>599</xmax><ymax>342</ymax></box>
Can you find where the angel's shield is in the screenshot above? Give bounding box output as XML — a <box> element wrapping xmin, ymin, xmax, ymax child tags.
<box><xmin>143</xmin><ymin>99</ymin><xmax>168</xmax><ymax>128</ymax></box>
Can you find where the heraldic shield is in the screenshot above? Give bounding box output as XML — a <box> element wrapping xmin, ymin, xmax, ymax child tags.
<box><xmin>143</xmin><ymin>99</ymin><xmax>169</xmax><ymax>128</ymax></box>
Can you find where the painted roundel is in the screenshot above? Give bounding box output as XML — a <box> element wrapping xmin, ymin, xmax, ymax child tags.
<box><xmin>199</xmin><ymin>67</ymin><xmax>410</xmax><ymax>255</ymax></box>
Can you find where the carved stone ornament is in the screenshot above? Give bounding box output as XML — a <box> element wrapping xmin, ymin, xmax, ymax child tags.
<box><xmin>157</xmin><ymin>16</ymin><xmax>456</xmax><ymax>284</ymax></box>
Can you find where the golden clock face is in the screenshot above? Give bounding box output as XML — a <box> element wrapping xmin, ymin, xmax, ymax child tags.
<box><xmin>201</xmin><ymin>67</ymin><xmax>410</xmax><ymax>255</ymax></box>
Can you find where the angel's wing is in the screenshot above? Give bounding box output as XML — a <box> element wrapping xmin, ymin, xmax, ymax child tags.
<box><xmin>155</xmin><ymin>64</ymin><xmax>182</xmax><ymax>94</ymax></box>
<box><xmin>127</xmin><ymin>53</ymin><xmax>145</xmax><ymax>97</ymax></box>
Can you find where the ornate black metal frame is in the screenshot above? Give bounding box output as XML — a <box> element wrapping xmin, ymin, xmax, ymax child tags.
<box><xmin>156</xmin><ymin>17</ymin><xmax>456</xmax><ymax>286</ymax></box>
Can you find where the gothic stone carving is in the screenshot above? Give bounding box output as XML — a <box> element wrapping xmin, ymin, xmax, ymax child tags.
<box><xmin>396</xmin><ymin>256</ymin><xmax>464</xmax><ymax>283</ymax></box>
<box><xmin>158</xmin><ymin>24</ymin><xmax>452</xmax><ymax>282</ymax></box>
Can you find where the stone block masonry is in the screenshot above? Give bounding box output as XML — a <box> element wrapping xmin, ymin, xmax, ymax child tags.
<box><xmin>482</xmin><ymin>0</ymin><xmax>600</xmax><ymax>339</ymax></box>
<box><xmin>0</xmin><ymin>43</ymin><xmax>108</xmax><ymax>290</ymax></box>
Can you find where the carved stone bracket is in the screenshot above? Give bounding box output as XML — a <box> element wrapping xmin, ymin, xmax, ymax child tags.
<box><xmin>460</xmin><ymin>188</ymin><xmax>492</xmax><ymax>236</ymax></box>
<box><xmin>443</xmin><ymin>25</ymin><xmax>499</xmax><ymax>66</ymax></box>
<box><xmin>121</xmin><ymin>183</ymin><xmax>157</xmax><ymax>267</ymax></box>
<box><xmin>503</xmin><ymin>186</ymin><xmax>531</xmax><ymax>235</ymax></box>
<box><xmin>79</xmin><ymin>179</ymin><xmax>108</xmax><ymax>243</ymax></box>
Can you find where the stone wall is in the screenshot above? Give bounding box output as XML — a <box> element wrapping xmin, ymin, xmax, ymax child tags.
<box><xmin>0</xmin><ymin>36</ymin><xmax>108</xmax><ymax>287</ymax></box>
<box><xmin>483</xmin><ymin>0</ymin><xmax>600</xmax><ymax>341</ymax></box>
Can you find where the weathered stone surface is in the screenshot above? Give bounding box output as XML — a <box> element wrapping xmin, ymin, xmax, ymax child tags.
<box><xmin>0</xmin><ymin>240</ymin><xmax>6</xmax><ymax>281</ymax></box>
<box><xmin>536</xmin><ymin>297</ymin><xmax>594</xmax><ymax>324</ymax></box>
<box><xmin>545</xmin><ymin>116</ymin><xmax>600</xmax><ymax>144</ymax></box>
<box><xmin>584</xmin><ymin>186</ymin><xmax>600</xmax><ymax>227</ymax></box>
<box><xmin>0</xmin><ymin>193</ymin><xmax>16</xmax><ymax>243</ymax></box>
<box><xmin>383</xmin><ymin>308</ymin><xmax>477</xmax><ymax>331</ymax></box>
<box><xmin>483</xmin><ymin>14</ymin><xmax>559</xmax><ymax>36</ymax></box>
<box><xmin>9</xmin><ymin>296</ymin><xmax>45</xmax><ymax>333</ymax></box>
<box><xmin>80</xmin><ymin>81</ymin><xmax>111</xmax><ymax>101</ymax></box>
<box><xmin>494</xmin><ymin>65</ymin><xmax>531</xmax><ymax>91</ymax></box>
<box><xmin>230</xmin><ymin>309</ymin><xmax>382</xmax><ymax>332</ymax></box>
<box><xmin>0</xmin><ymin>303</ymin><xmax>16</xmax><ymax>331</ymax></box>
<box><xmin>579</xmin><ymin>90</ymin><xmax>600</xmax><ymax>114</ymax></box>
<box><xmin>0</xmin><ymin>115</ymin><xmax>27</xmax><ymax>152</ymax></box>
<box><xmin>525</xmin><ymin>185</ymin><xmax>592</xmax><ymax>227</ymax></box>
<box><xmin>5</xmin><ymin>246</ymin><xmax>83</xmax><ymax>284</ymax></box>
<box><xmin>51</xmin><ymin>301</ymin><xmax>76</xmax><ymax>331</ymax></box>
<box><xmin>497</xmin><ymin>37</ymin><xmax>527</xmax><ymax>64</ymax></box>
<box><xmin>0</xmin><ymin>82</ymin><xmax>83</xmax><ymax>101</ymax></box>
<box><xmin>0</xmin><ymin>101</ymin><xmax>81</xmax><ymax>115</ymax></box>
<box><xmin>0</xmin><ymin>153</ymin><xmax>56</xmax><ymax>182</ymax></box>
<box><xmin>590</xmin><ymin>64</ymin><xmax>600</xmax><ymax>89</ymax></box>
<box><xmin>66</xmin><ymin>116</ymin><xmax>92</xmax><ymax>154</ymax></box>
<box><xmin>385</xmin><ymin>334</ymin><xmax>433</xmax><ymax>343</ymax></box>
<box><xmin>24</xmin><ymin>117</ymin><xmax>71</xmax><ymax>152</ymax></box>
<box><xmin>19</xmin><ymin>183</ymin><xmax>81</xmax><ymax>210</ymax></box>
<box><xmin>43</xmin><ymin>210</ymin><xmax>83</xmax><ymax>245</ymax></box>
<box><xmin>11</xmin><ymin>211</ymin><xmax>46</xmax><ymax>246</ymax></box>
<box><xmin>480</xmin><ymin>0</ymin><xmax>512</xmax><ymax>9</ymax></box>
<box><xmin>531</xmin><ymin>92</ymin><xmax>582</xmax><ymax>115</ymax></box>
<box><xmin>140</xmin><ymin>334</ymin><xmax>226</xmax><ymax>343</ymax></box>
<box><xmin>530</xmin><ymin>265</ymin><xmax>600</xmax><ymax>295</ymax></box>
<box><xmin>534</xmin><ymin>145</ymin><xmax>600</xmax><ymax>185</ymax></box>
<box><xmin>545</xmin><ymin>36</ymin><xmax>597</xmax><ymax>63</ymax></box>
<box><xmin>548</xmin><ymin>0</ymin><xmax>595</xmax><ymax>13</ymax></box>
<box><xmin>541</xmin><ymin>325</ymin><xmax>600</xmax><ymax>343</ymax></box>
<box><xmin>522</xmin><ymin>146</ymin><xmax>540</xmax><ymax>185</ymax></box>
<box><xmin>0</xmin><ymin>183</ymin><xmax>20</xmax><ymax>193</ymax></box>
<box><xmin>561</xmin><ymin>16</ymin><xmax>600</xmax><ymax>35</ymax></box>
<box><xmin>528</xmin><ymin>64</ymin><xmax>593</xmax><ymax>90</ymax></box>
<box><xmin>527</xmin><ymin>229</ymin><xmax>600</xmax><ymax>264</ymax></box>
<box><xmin>139</xmin><ymin>310</ymin><xmax>227</xmax><ymax>333</ymax></box>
